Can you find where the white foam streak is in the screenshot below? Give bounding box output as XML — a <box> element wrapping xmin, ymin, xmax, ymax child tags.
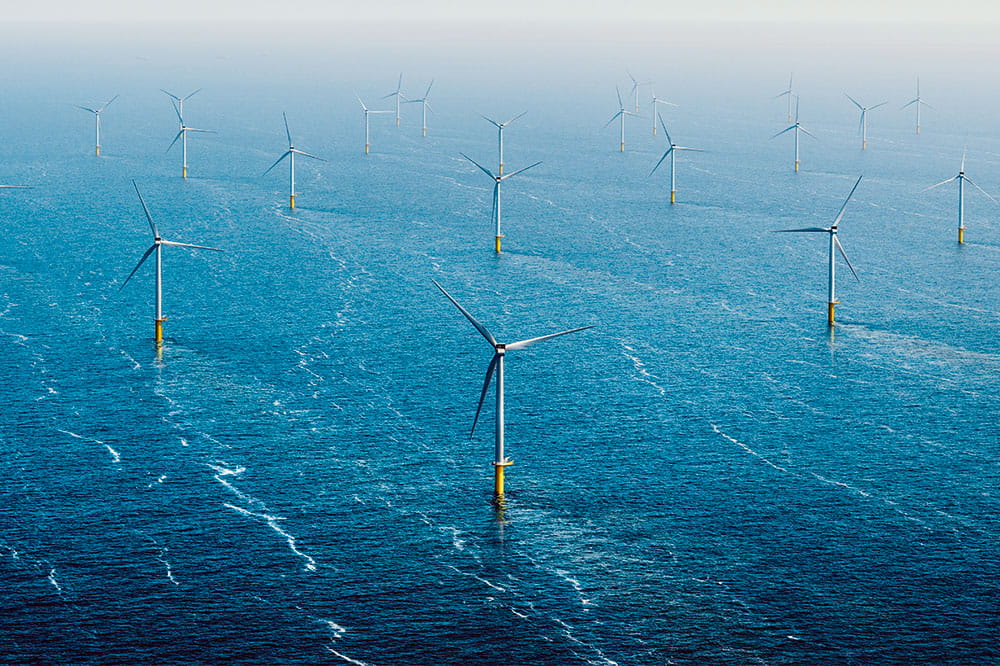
<box><xmin>224</xmin><ymin>503</ymin><xmax>317</xmax><ymax>572</ymax></box>
<box><xmin>711</xmin><ymin>423</ymin><xmax>790</xmax><ymax>473</ymax></box>
<box><xmin>325</xmin><ymin>648</ymin><xmax>370</xmax><ymax>665</ymax></box>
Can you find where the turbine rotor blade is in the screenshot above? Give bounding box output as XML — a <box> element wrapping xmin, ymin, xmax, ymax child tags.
<box><xmin>616</xmin><ymin>86</ymin><xmax>623</xmax><ymax>108</ymax></box>
<box><xmin>183</xmin><ymin>88</ymin><xmax>202</xmax><ymax>101</ymax></box>
<box><xmin>460</xmin><ymin>152</ymin><xmax>496</xmax><ymax>179</ymax></box>
<box><xmin>831</xmin><ymin>175</ymin><xmax>863</xmax><ymax>227</ymax></box>
<box><xmin>167</xmin><ymin>130</ymin><xmax>183</xmax><ymax>152</ymax></box>
<box><xmin>424</xmin><ymin>79</ymin><xmax>434</xmax><ymax>97</ymax></box>
<box><xmin>120</xmin><ymin>243</ymin><xmax>157</xmax><ymax>290</ymax></box>
<box><xmin>649</xmin><ymin>148</ymin><xmax>672</xmax><ymax>176</ymax></box>
<box><xmin>869</xmin><ymin>101</ymin><xmax>888</xmax><ymax>110</ymax></box>
<box><xmin>160</xmin><ymin>89</ymin><xmax>181</xmax><ymax>102</ymax></box>
<box><xmin>470</xmin><ymin>354</ymin><xmax>500</xmax><ymax>438</ymax></box>
<box><xmin>799</xmin><ymin>126</ymin><xmax>818</xmax><ymax>139</ymax></box>
<box><xmin>500</xmin><ymin>160</ymin><xmax>542</xmax><ymax>180</ymax></box>
<box><xmin>845</xmin><ymin>93</ymin><xmax>863</xmax><ymax>110</ymax></box>
<box><xmin>102</xmin><ymin>95</ymin><xmax>119</xmax><ymax>111</ymax></box>
<box><xmin>604</xmin><ymin>111</ymin><xmax>623</xmax><ymax>128</ymax></box>
<box><xmin>772</xmin><ymin>227</ymin><xmax>829</xmax><ymax>233</ymax></box>
<box><xmin>159</xmin><ymin>240</ymin><xmax>224</xmax><ymax>252</ymax></box>
<box><xmin>131</xmin><ymin>180</ymin><xmax>159</xmax><ymax>237</ymax></box>
<box><xmin>834</xmin><ymin>235</ymin><xmax>860</xmax><ymax>281</ymax></box>
<box><xmin>431</xmin><ymin>279</ymin><xmax>497</xmax><ymax>346</ymax></box>
<box><xmin>922</xmin><ymin>176</ymin><xmax>958</xmax><ymax>191</ymax></box>
<box><xmin>506</xmin><ymin>325</ymin><xmax>595</xmax><ymax>351</ymax></box>
<box><xmin>263</xmin><ymin>150</ymin><xmax>291</xmax><ymax>176</ymax></box>
<box><xmin>505</xmin><ymin>110</ymin><xmax>528</xmax><ymax>125</ymax></box>
<box><xmin>480</xmin><ymin>114</ymin><xmax>502</xmax><ymax>128</ymax></box>
<box><xmin>772</xmin><ymin>126</ymin><xmax>797</xmax><ymax>138</ymax></box>
<box><xmin>172</xmin><ymin>99</ymin><xmax>183</xmax><ymax>123</ymax></box>
<box><xmin>282</xmin><ymin>112</ymin><xmax>292</xmax><ymax>145</ymax></box>
<box><xmin>292</xmin><ymin>148</ymin><xmax>325</xmax><ymax>161</ymax></box>
<box><xmin>964</xmin><ymin>176</ymin><xmax>1000</xmax><ymax>204</ymax></box>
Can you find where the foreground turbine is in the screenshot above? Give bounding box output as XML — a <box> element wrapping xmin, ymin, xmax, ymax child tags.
<box><xmin>774</xmin><ymin>175</ymin><xmax>863</xmax><ymax>326</ymax></box>
<box><xmin>121</xmin><ymin>180</ymin><xmax>224</xmax><ymax>346</ymax></box>
<box><xmin>167</xmin><ymin>101</ymin><xmax>215</xmax><ymax>179</ymax></box>
<box><xmin>606</xmin><ymin>86</ymin><xmax>638</xmax><ymax>152</ymax></box>
<box><xmin>650</xmin><ymin>114</ymin><xmax>703</xmax><ymax>204</ymax></box>
<box><xmin>480</xmin><ymin>111</ymin><xmax>526</xmax><ymax>176</ymax></box>
<box><xmin>432</xmin><ymin>279</ymin><xmax>593</xmax><ymax>497</ymax></box>
<box><xmin>403</xmin><ymin>79</ymin><xmax>434</xmax><ymax>136</ymax></box>
<box><xmin>76</xmin><ymin>95</ymin><xmax>118</xmax><ymax>156</ymax></box>
<box><xmin>846</xmin><ymin>94</ymin><xmax>887</xmax><ymax>150</ymax></box>
<box><xmin>263</xmin><ymin>113</ymin><xmax>325</xmax><ymax>209</ymax></box>
<box><xmin>901</xmin><ymin>78</ymin><xmax>932</xmax><ymax>135</ymax></box>
<box><xmin>924</xmin><ymin>151</ymin><xmax>998</xmax><ymax>244</ymax></box>
<box><xmin>773</xmin><ymin>96</ymin><xmax>815</xmax><ymax>172</ymax></box>
<box><xmin>461</xmin><ymin>152</ymin><xmax>541</xmax><ymax>253</ymax></box>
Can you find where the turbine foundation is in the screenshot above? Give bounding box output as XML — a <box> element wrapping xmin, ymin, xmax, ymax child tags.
<box><xmin>154</xmin><ymin>317</ymin><xmax>167</xmax><ymax>345</ymax></box>
<box><xmin>365</xmin><ymin>144</ymin><xmax>370</xmax><ymax>155</ymax></box>
<box><xmin>493</xmin><ymin>459</ymin><xmax>512</xmax><ymax>496</ymax></box>
<box><xmin>958</xmin><ymin>227</ymin><xmax>965</xmax><ymax>244</ymax></box>
<box><xmin>827</xmin><ymin>301</ymin><xmax>838</xmax><ymax>326</ymax></box>
<box><xmin>95</xmin><ymin>145</ymin><xmax>101</xmax><ymax>156</ymax></box>
<box><xmin>495</xmin><ymin>235</ymin><xmax>503</xmax><ymax>254</ymax></box>
<box><xmin>862</xmin><ymin>140</ymin><xmax>867</xmax><ymax>150</ymax></box>
<box><xmin>794</xmin><ymin>160</ymin><xmax>800</xmax><ymax>173</ymax></box>
<box><xmin>182</xmin><ymin>166</ymin><xmax>187</xmax><ymax>179</ymax></box>
<box><xmin>670</xmin><ymin>190</ymin><xmax>676</xmax><ymax>204</ymax></box>
<box><xmin>422</xmin><ymin>127</ymin><xmax>427</xmax><ymax>137</ymax></box>
<box><xmin>289</xmin><ymin>194</ymin><xmax>295</xmax><ymax>210</ymax></box>
<box><xmin>620</xmin><ymin>142</ymin><xmax>625</xmax><ymax>153</ymax></box>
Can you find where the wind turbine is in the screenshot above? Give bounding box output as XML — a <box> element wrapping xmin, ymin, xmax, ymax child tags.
<box><xmin>774</xmin><ymin>73</ymin><xmax>794</xmax><ymax>122</ymax></box>
<box><xmin>480</xmin><ymin>111</ymin><xmax>526</xmax><ymax>176</ymax></box>
<box><xmin>461</xmin><ymin>152</ymin><xmax>541</xmax><ymax>253</ymax></box>
<box><xmin>772</xmin><ymin>96</ymin><xmax>816</xmax><ymax>172</ymax></box>
<box><xmin>403</xmin><ymin>79</ymin><xmax>434</xmax><ymax>136</ymax></box>
<box><xmin>431</xmin><ymin>279</ymin><xmax>593</xmax><ymax>497</ymax></box>
<box><xmin>605</xmin><ymin>86</ymin><xmax>638</xmax><ymax>153</ymax></box>
<box><xmin>382</xmin><ymin>73</ymin><xmax>406</xmax><ymax>127</ymax></box>
<box><xmin>167</xmin><ymin>101</ymin><xmax>215</xmax><ymax>179</ymax></box>
<box><xmin>75</xmin><ymin>95</ymin><xmax>118</xmax><ymax>156</ymax></box>
<box><xmin>627</xmin><ymin>71</ymin><xmax>652</xmax><ymax>113</ymax></box>
<box><xmin>357</xmin><ymin>95</ymin><xmax>392</xmax><ymax>154</ymax></box>
<box><xmin>650</xmin><ymin>114</ymin><xmax>703</xmax><ymax>204</ymax></box>
<box><xmin>263</xmin><ymin>113</ymin><xmax>325</xmax><ymax>209</ymax></box>
<box><xmin>924</xmin><ymin>150</ymin><xmax>997</xmax><ymax>244</ymax></box>
<box><xmin>773</xmin><ymin>175</ymin><xmax>863</xmax><ymax>326</ymax></box>
<box><xmin>650</xmin><ymin>86</ymin><xmax>677</xmax><ymax>135</ymax></box>
<box><xmin>121</xmin><ymin>180</ymin><xmax>224</xmax><ymax>346</ymax></box>
<box><xmin>901</xmin><ymin>77</ymin><xmax>932</xmax><ymax>135</ymax></box>
<box><xmin>160</xmin><ymin>88</ymin><xmax>201</xmax><ymax>121</ymax></box>
<box><xmin>846</xmin><ymin>94</ymin><xmax>887</xmax><ymax>150</ymax></box>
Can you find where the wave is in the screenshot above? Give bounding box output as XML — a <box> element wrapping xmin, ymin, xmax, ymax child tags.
<box><xmin>223</xmin><ymin>503</ymin><xmax>317</xmax><ymax>572</ymax></box>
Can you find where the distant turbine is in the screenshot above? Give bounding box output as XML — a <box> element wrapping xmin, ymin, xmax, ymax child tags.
<box><xmin>121</xmin><ymin>180</ymin><xmax>224</xmax><ymax>346</ymax></box>
<box><xmin>167</xmin><ymin>101</ymin><xmax>215</xmax><ymax>179</ymax></box>
<box><xmin>772</xmin><ymin>96</ymin><xmax>816</xmax><ymax>172</ymax></box>
<box><xmin>403</xmin><ymin>79</ymin><xmax>434</xmax><ymax>136</ymax></box>
<box><xmin>381</xmin><ymin>73</ymin><xmax>406</xmax><ymax>127</ymax></box>
<box><xmin>649</xmin><ymin>86</ymin><xmax>677</xmax><ymax>135</ymax></box>
<box><xmin>901</xmin><ymin>78</ymin><xmax>932</xmax><ymax>135</ymax></box>
<box><xmin>461</xmin><ymin>152</ymin><xmax>541</xmax><ymax>253</ymax></box>
<box><xmin>605</xmin><ymin>86</ymin><xmax>638</xmax><ymax>153</ymax></box>
<box><xmin>263</xmin><ymin>113</ymin><xmax>325</xmax><ymax>210</ymax></box>
<box><xmin>160</xmin><ymin>88</ymin><xmax>201</xmax><ymax>122</ymax></box>
<box><xmin>432</xmin><ymin>279</ymin><xmax>593</xmax><ymax>497</ymax></box>
<box><xmin>846</xmin><ymin>94</ymin><xmax>887</xmax><ymax>150</ymax></box>
<box><xmin>75</xmin><ymin>95</ymin><xmax>118</xmax><ymax>156</ymax></box>
<box><xmin>650</xmin><ymin>114</ymin><xmax>704</xmax><ymax>204</ymax></box>
<box><xmin>480</xmin><ymin>111</ymin><xmax>526</xmax><ymax>176</ymax></box>
<box><xmin>627</xmin><ymin>70</ymin><xmax>652</xmax><ymax>113</ymax></box>
<box><xmin>774</xmin><ymin>73</ymin><xmax>794</xmax><ymax>122</ymax></box>
<box><xmin>924</xmin><ymin>150</ymin><xmax>998</xmax><ymax>244</ymax></box>
<box><xmin>357</xmin><ymin>94</ymin><xmax>392</xmax><ymax>154</ymax></box>
<box><xmin>773</xmin><ymin>175</ymin><xmax>863</xmax><ymax>326</ymax></box>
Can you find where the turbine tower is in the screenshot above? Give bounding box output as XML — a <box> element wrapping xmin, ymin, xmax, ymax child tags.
<box><xmin>650</xmin><ymin>114</ymin><xmax>703</xmax><ymax>204</ymax></box>
<box><xmin>432</xmin><ymin>279</ymin><xmax>593</xmax><ymax>497</ymax></box>
<box><xmin>461</xmin><ymin>152</ymin><xmax>541</xmax><ymax>253</ymax></box>
<box><xmin>76</xmin><ymin>95</ymin><xmax>118</xmax><ymax>156</ymax></box>
<box><xmin>404</xmin><ymin>79</ymin><xmax>434</xmax><ymax>136</ymax></box>
<box><xmin>901</xmin><ymin>78</ymin><xmax>932</xmax><ymax>135</ymax></box>
<box><xmin>263</xmin><ymin>113</ymin><xmax>325</xmax><ymax>209</ymax></box>
<box><xmin>773</xmin><ymin>175</ymin><xmax>863</xmax><ymax>326</ymax></box>
<box><xmin>773</xmin><ymin>96</ymin><xmax>815</xmax><ymax>172</ymax></box>
<box><xmin>846</xmin><ymin>94</ymin><xmax>887</xmax><ymax>150</ymax></box>
<box><xmin>357</xmin><ymin>94</ymin><xmax>392</xmax><ymax>154</ymax></box>
<box><xmin>924</xmin><ymin>151</ymin><xmax>998</xmax><ymax>244</ymax></box>
<box><xmin>606</xmin><ymin>87</ymin><xmax>638</xmax><ymax>153</ymax></box>
<box><xmin>480</xmin><ymin>111</ymin><xmax>526</xmax><ymax>176</ymax></box>
<box><xmin>121</xmin><ymin>180</ymin><xmax>224</xmax><ymax>346</ymax></box>
<box><xmin>167</xmin><ymin>101</ymin><xmax>215</xmax><ymax>179</ymax></box>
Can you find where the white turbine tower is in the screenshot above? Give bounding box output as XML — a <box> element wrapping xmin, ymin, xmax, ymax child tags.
<box><xmin>432</xmin><ymin>279</ymin><xmax>593</xmax><ymax>497</ymax></box>
<box><xmin>160</xmin><ymin>88</ymin><xmax>201</xmax><ymax>122</ymax></box>
<box><xmin>924</xmin><ymin>150</ymin><xmax>998</xmax><ymax>244</ymax></box>
<box><xmin>76</xmin><ymin>95</ymin><xmax>118</xmax><ymax>156</ymax></box>
<box><xmin>774</xmin><ymin>175</ymin><xmax>863</xmax><ymax>326</ymax></box>
<box><xmin>382</xmin><ymin>73</ymin><xmax>406</xmax><ymax>127</ymax></box>
<box><xmin>263</xmin><ymin>113</ymin><xmax>325</xmax><ymax>210</ymax></box>
<box><xmin>403</xmin><ymin>79</ymin><xmax>434</xmax><ymax>136</ymax></box>
<box><xmin>480</xmin><ymin>111</ymin><xmax>526</xmax><ymax>176</ymax></box>
<box><xmin>121</xmin><ymin>180</ymin><xmax>224</xmax><ymax>346</ymax></box>
<box><xmin>650</xmin><ymin>86</ymin><xmax>677</xmax><ymax>135</ymax></box>
<box><xmin>357</xmin><ymin>94</ymin><xmax>392</xmax><ymax>155</ymax></box>
<box><xmin>650</xmin><ymin>114</ymin><xmax>703</xmax><ymax>204</ymax></box>
<box><xmin>627</xmin><ymin>71</ymin><xmax>652</xmax><ymax>113</ymax></box>
<box><xmin>461</xmin><ymin>152</ymin><xmax>541</xmax><ymax>253</ymax></box>
<box><xmin>773</xmin><ymin>96</ymin><xmax>816</xmax><ymax>172</ymax></box>
<box><xmin>167</xmin><ymin>101</ymin><xmax>215</xmax><ymax>179</ymax></box>
<box><xmin>606</xmin><ymin>86</ymin><xmax>638</xmax><ymax>153</ymax></box>
<box><xmin>774</xmin><ymin>73</ymin><xmax>794</xmax><ymax>122</ymax></box>
<box><xmin>901</xmin><ymin>78</ymin><xmax>932</xmax><ymax>135</ymax></box>
<box><xmin>846</xmin><ymin>94</ymin><xmax>887</xmax><ymax>150</ymax></box>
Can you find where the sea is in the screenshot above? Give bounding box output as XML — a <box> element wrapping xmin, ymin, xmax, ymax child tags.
<box><xmin>1</xmin><ymin>20</ymin><xmax>998</xmax><ymax>664</ymax></box>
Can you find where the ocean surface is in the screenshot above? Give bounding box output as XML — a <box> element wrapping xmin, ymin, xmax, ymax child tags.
<box><xmin>1</xmin><ymin>25</ymin><xmax>999</xmax><ymax>664</ymax></box>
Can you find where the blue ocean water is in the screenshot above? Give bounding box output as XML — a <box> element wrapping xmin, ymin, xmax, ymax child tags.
<box><xmin>1</xmin><ymin>23</ymin><xmax>999</xmax><ymax>664</ymax></box>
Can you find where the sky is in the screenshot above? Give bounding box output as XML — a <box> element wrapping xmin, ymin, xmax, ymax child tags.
<box><xmin>4</xmin><ymin>0</ymin><xmax>1000</xmax><ymax>24</ymax></box>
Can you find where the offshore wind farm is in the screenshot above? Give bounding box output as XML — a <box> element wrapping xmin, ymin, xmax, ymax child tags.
<box><xmin>2</xmin><ymin>8</ymin><xmax>1000</xmax><ymax>665</ymax></box>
